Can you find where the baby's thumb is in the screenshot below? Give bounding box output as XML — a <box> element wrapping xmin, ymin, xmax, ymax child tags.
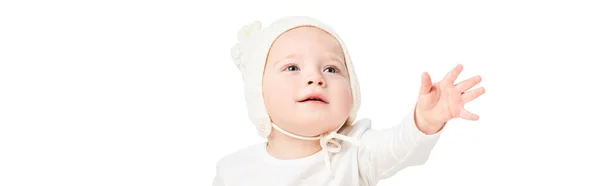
<box><xmin>419</xmin><ymin>72</ymin><xmax>433</xmax><ymax>95</ymax></box>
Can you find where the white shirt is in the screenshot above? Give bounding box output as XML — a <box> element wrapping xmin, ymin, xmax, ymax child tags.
<box><xmin>212</xmin><ymin>111</ymin><xmax>442</xmax><ymax>186</ymax></box>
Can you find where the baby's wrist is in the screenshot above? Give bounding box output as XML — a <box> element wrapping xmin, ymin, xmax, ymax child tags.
<box><xmin>414</xmin><ymin>109</ymin><xmax>444</xmax><ymax>135</ymax></box>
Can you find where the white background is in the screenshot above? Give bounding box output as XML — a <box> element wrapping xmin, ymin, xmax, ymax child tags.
<box><xmin>1</xmin><ymin>0</ymin><xmax>599</xmax><ymax>185</ymax></box>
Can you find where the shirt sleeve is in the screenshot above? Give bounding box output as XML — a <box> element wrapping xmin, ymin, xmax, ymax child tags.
<box><xmin>357</xmin><ymin>108</ymin><xmax>443</xmax><ymax>184</ymax></box>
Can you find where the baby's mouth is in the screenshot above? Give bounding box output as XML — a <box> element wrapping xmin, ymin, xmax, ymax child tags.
<box><xmin>298</xmin><ymin>97</ymin><xmax>328</xmax><ymax>104</ymax></box>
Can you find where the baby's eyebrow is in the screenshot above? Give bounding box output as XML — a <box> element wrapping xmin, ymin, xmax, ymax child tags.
<box><xmin>271</xmin><ymin>53</ymin><xmax>345</xmax><ymax>67</ymax></box>
<box><xmin>325</xmin><ymin>53</ymin><xmax>345</xmax><ymax>67</ymax></box>
<box><xmin>272</xmin><ymin>54</ymin><xmax>300</xmax><ymax>67</ymax></box>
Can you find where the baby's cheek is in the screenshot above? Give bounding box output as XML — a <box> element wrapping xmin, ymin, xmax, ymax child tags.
<box><xmin>343</xmin><ymin>88</ymin><xmax>353</xmax><ymax>111</ymax></box>
<box><xmin>341</xmin><ymin>79</ymin><xmax>353</xmax><ymax>102</ymax></box>
<box><xmin>332</xmin><ymin>82</ymin><xmax>353</xmax><ymax>112</ymax></box>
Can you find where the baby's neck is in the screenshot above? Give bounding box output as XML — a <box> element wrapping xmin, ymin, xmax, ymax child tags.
<box><xmin>265</xmin><ymin>130</ymin><xmax>322</xmax><ymax>160</ymax></box>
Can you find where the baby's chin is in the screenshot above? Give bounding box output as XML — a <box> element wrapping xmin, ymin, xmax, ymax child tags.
<box><xmin>292</xmin><ymin>118</ymin><xmax>347</xmax><ymax>136</ymax></box>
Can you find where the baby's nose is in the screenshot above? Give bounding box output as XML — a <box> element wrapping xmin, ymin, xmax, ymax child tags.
<box><xmin>307</xmin><ymin>80</ymin><xmax>324</xmax><ymax>86</ymax></box>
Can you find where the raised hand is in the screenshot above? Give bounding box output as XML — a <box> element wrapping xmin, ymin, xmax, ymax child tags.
<box><xmin>414</xmin><ymin>64</ymin><xmax>486</xmax><ymax>134</ymax></box>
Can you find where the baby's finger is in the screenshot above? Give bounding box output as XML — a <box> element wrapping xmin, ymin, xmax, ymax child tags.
<box><xmin>442</xmin><ymin>64</ymin><xmax>463</xmax><ymax>87</ymax></box>
<box><xmin>460</xmin><ymin>108</ymin><xmax>479</xmax><ymax>121</ymax></box>
<box><xmin>462</xmin><ymin>87</ymin><xmax>486</xmax><ymax>103</ymax></box>
<box><xmin>420</xmin><ymin>72</ymin><xmax>433</xmax><ymax>95</ymax></box>
<box><xmin>455</xmin><ymin>75</ymin><xmax>482</xmax><ymax>92</ymax></box>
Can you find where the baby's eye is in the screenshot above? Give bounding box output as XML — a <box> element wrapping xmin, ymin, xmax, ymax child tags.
<box><xmin>324</xmin><ymin>67</ymin><xmax>337</xmax><ymax>73</ymax></box>
<box><xmin>285</xmin><ymin>65</ymin><xmax>299</xmax><ymax>71</ymax></box>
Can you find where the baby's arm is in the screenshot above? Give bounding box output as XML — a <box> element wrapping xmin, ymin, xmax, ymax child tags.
<box><xmin>356</xmin><ymin>107</ymin><xmax>442</xmax><ymax>184</ymax></box>
<box><xmin>357</xmin><ymin>64</ymin><xmax>485</xmax><ymax>184</ymax></box>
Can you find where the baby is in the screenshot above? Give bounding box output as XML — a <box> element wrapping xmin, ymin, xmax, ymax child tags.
<box><xmin>213</xmin><ymin>16</ymin><xmax>485</xmax><ymax>186</ymax></box>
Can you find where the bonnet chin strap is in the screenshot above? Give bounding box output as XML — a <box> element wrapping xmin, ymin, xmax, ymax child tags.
<box><xmin>270</xmin><ymin>122</ymin><xmax>360</xmax><ymax>176</ymax></box>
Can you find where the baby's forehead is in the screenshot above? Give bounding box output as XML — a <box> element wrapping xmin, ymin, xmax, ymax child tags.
<box><xmin>267</xmin><ymin>26</ymin><xmax>345</xmax><ymax>63</ymax></box>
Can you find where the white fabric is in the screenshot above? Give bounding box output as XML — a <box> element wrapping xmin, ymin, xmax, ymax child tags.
<box><xmin>271</xmin><ymin>122</ymin><xmax>361</xmax><ymax>175</ymax></box>
<box><xmin>212</xmin><ymin>111</ymin><xmax>443</xmax><ymax>186</ymax></box>
<box><xmin>230</xmin><ymin>16</ymin><xmax>362</xmax><ymax>138</ymax></box>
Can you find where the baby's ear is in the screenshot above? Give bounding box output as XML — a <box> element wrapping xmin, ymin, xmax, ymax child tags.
<box><xmin>231</xmin><ymin>21</ymin><xmax>262</xmax><ymax>70</ymax></box>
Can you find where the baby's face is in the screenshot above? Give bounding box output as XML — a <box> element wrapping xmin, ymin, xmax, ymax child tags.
<box><xmin>263</xmin><ymin>26</ymin><xmax>352</xmax><ymax>137</ymax></box>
